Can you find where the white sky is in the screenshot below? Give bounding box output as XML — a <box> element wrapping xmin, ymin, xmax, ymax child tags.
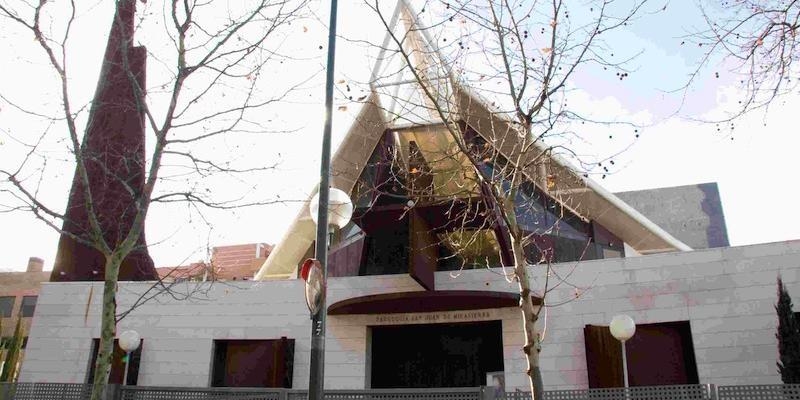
<box><xmin>1</xmin><ymin>0</ymin><xmax>798</xmax><ymax>271</ymax></box>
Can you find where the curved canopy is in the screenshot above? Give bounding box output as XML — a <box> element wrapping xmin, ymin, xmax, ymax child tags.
<box><xmin>328</xmin><ymin>290</ymin><xmax>537</xmax><ymax>315</ymax></box>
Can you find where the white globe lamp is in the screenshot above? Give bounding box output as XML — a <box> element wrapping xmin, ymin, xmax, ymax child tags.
<box><xmin>610</xmin><ymin>314</ymin><xmax>636</xmax><ymax>342</ymax></box>
<box><xmin>118</xmin><ymin>330</ymin><xmax>141</xmax><ymax>352</ymax></box>
<box><xmin>309</xmin><ymin>187</ymin><xmax>354</xmax><ymax>229</ymax></box>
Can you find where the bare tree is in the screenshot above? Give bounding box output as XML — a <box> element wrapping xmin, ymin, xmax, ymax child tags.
<box><xmin>357</xmin><ymin>0</ymin><xmax>655</xmax><ymax>397</ymax></box>
<box><xmin>685</xmin><ymin>0</ymin><xmax>799</xmax><ymax>120</ymax></box>
<box><xmin>0</xmin><ymin>0</ymin><xmax>308</xmax><ymax>398</ymax></box>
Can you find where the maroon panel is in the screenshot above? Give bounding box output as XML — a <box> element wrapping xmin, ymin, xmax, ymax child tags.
<box><xmin>224</xmin><ymin>340</ymin><xmax>279</xmax><ymax>387</ymax></box>
<box><xmin>584</xmin><ymin>322</ymin><xmax>699</xmax><ymax>388</ymax></box>
<box><xmin>583</xmin><ymin>325</ymin><xmax>623</xmax><ymax>388</ymax></box>
<box><xmin>328</xmin><ymin>290</ymin><xmax>540</xmax><ymax>315</ymax></box>
<box><xmin>328</xmin><ymin>235</ymin><xmax>366</xmax><ymax>277</ymax></box>
<box><xmin>409</xmin><ymin>210</ymin><xmax>436</xmax><ymax>290</ymax></box>
<box><xmin>51</xmin><ymin>0</ymin><xmax>157</xmax><ymax>282</ymax></box>
<box><xmin>626</xmin><ymin>322</ymin><xmax>699</xmax><ymax>386</ymax></box>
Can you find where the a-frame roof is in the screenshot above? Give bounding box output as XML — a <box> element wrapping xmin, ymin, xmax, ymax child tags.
<box><xmin>254</xmin><ymin>0</ymin><xmax>690</xmax><ymax>280</ymax></box>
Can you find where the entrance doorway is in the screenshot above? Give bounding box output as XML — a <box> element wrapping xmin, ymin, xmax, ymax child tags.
<box><xmin>370</xmin><ymin>320</ymin><xmax>504</xmax><ymax>388</ymax></box>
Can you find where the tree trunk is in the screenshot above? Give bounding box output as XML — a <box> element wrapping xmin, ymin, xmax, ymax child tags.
<box><xmin>511</xmin><ymin>234</ymin><xmax>544</xmax><ymax>400</ymax></box>
<box><xmin>90</xmin><ymin>255</ymin><xmax>122</xmax><ymax>400</ymax></box>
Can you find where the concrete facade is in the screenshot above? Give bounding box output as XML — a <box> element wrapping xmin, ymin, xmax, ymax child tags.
<box><xmin>19</xmin><ymin>240</ymin><xmax>800</xmax><ymax>390</ymax></box>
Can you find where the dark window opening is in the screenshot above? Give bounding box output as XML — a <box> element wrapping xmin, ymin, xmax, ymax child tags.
<box><xmin>360</xmin><ymin>220</ymin><xmax>409</xmax><ymax>275</ymax></box>
<box><xmin>86</xmin><ymin>338</ymin><xmax>142</xmax><ymax>385</ymax></box>
<box><xmin>371</xmin><ymin>320</ymin><xmax>504</xmax><ymax>388</ymax></box>
<box><xmin>211</xmin><ymin>338</ymin><xmax>294</xmax><ymax>388</ymax></box>
<box><xmin>0</xmin><ymin>336</ymin><xmax>28</xmax><ymax>350</ymax></box>
<box><xmin>20</xmin><ymin>296</ymin><xmax>37</xmax><ymax>317</ymax></box>
<box><xmin>0</xmin><ymin>296</ymin><xmax>14</xmax><ymax>318</ymax></box>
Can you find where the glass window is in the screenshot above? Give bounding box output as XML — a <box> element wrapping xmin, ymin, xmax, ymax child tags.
<box><xmin>437</xmin><ymin>229</ymin><xmax>502</xmax><ymax>270</ymax></box>
<box><xmin>0</xmin><ymin>296</ymin><xmax>14</xmax><ymax>318</ymax></box>
<box><xmin>515</xmin><ymin>181</ymin><xmax>548</xmax><ymax>232</ymax></box>
<box><xmin>20</xmin><ymin>296</ymin><xmax>37</xmax><ymax>317</ymax></box>
<box><xmin>360</xmin><ymin>221</ymin><xmax>409</xmax><ymax>275</ymax></box>
<box><xmin>593</xmin><ymin>222</ymin><xmax>624</xmax><ymax>259</ymax></box>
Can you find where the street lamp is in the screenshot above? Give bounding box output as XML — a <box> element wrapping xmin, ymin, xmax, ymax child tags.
<box><xmin>118</xmin><ymin>330</ymin><xmax>140</xmax><ymax>386</ymax></box>
<box><xmin>308</xmin><ymin>187</ymin><xmax>353</xmax><ymax>400</ymax></box>
<box><xmin>609</xmin><ymin>315</ymin><xmax>636</xmax><ymax>388</ymax></box>
<box><xmin>309</xmin><ymin>188</ymin><xmax>354</xmax><ymax>237</ymax></box>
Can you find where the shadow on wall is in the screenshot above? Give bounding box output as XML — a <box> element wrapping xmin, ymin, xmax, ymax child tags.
<box><xmin>699</xmin><ymin>183</ymin><xmax>730</xmax><ymax>248</ymax></box>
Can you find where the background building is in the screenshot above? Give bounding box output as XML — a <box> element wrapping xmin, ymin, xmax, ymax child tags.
<box><xmin>615</xmin><ymin>182</ymin><xmax>730</xmax><ymax>250</ymax></box>
<box><xmin>1</xmin><ymin>256</ymin><xmax>48</xmax><ymax>378</ymax></box>
<box><xmin>1</xmin><ymin>257</ymin><xmax>47</xmax><ymax>338</ymax></box>
<box><xmin>156</xmin><ymin>243</ymin><xmax>273</xmax><ymax>282</ymax></box>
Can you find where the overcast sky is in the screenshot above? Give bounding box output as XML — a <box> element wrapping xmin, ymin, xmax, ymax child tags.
<box><xmin>1</xmin><ymin>0</ymin><xmax>798</xmax><ymax>271</ymax></box>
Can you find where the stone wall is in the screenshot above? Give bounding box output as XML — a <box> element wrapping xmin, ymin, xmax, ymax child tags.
<box><xmin>435</xmin><ymin>240</ymin><xmax>800</xmax><ymax>389</ymax></box>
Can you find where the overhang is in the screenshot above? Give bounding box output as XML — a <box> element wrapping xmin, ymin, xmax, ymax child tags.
<box><xmin>328</xmin><ymin>290</ymin><xmax>538</xmax><ymax>315</ymax></box>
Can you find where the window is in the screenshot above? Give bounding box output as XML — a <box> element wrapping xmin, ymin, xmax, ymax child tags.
<box><xmin>211</xmin><ymin>338</ymin><xmax>294</xmax><ymax>388</ymax></box>
<box><xmin>86</xmin><ymin>338</ymin><xmax>142</xmax><ymax>385</ymax></box>
<box><xmin>20</xmin><ymin>296</ymin><xmax>37</xmax><ymax>317</ymax></box>
<box><xmin>0</xmin><ymin>296</ymin><xmax>14</xmax><ymax>317</ymax></box>
<box><xmin>437</xmin><ymin>230</ymin><xmax>502</xmax><ymax>271</ymax></box>
<box><xmin>1</xmin><ymin>336</ymin><xmax>29</xmax><ymax>350</ymax></box>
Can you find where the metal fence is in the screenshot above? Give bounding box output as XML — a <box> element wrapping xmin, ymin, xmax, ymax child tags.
<box><xmin>717</xmin><ymin>385</ymin><xmax>800</xmax><ymax>400</ymax></box>
<box><xmin>0</xmin><ymin>382</ymin><xmax>92</xmax><ymax>400</ymax></box>
<box><xmin>3</xmin><ymin>383</ymin><xmax>800</xmax><ymax>400</ymax></box>
<box><xmin>502</xmin><ymin>385</ymin><xmax>715</xmax><ymax>400</ymax></box>
<box><xmin>120</xmin><ymin>386</ymin><xmax>285</xmax><ymax>400</ymax></box>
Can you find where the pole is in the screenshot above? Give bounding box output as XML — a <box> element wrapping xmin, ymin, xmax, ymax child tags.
<box><xmin>122</xmin><ymin>351</ymin><xmax>131</xmax><ymax>386</ymax></box>
<box><xmin>309</xmin><ymin>0</ymin><xmax>339</xmax><ymax>399</ymax></box>
<box><xmin>621</xmin><ymin>340</ymin><xmax>629</xmax><ymax>390</ymax></box>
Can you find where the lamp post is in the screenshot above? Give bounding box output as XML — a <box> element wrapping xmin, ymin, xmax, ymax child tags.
<box><xmin>118</xmin><ymin>330</ymin><xmax>140</xmax><ymax>386</ymax></box>
<box><xmin>609</xmin><ymin>315</ymin><xmax>636</xmax><ymax>388</ymax></box>
<box><xmin>308</xmin><ymin>0</ymin><xmax>342</xmax><ymax>395</ymax></box>
<box><xmin>308</xmin><ymin>188</ymin><xmax>353</xmax><ymax>400</ymax></box>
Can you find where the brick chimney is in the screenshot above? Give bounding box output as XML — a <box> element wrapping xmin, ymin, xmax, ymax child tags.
<box><xmin>27</xmin><ymin>257</ymin><xmax>44</xmax><ymax>273</ymax></box>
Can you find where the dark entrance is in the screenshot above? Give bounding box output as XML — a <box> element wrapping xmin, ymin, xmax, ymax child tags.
<box><xmin>370</xmin><ymin>320</ymin><xmax>504</xmax><ymax>388</ymax></box>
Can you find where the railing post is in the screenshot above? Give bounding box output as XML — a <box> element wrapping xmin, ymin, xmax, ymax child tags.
<box><xmin>279</xmin><ymin>388</ymin><xmax>288</xmax><ymax>400</ymax></box>
<box><xmin>105</xmin><ymin>384</ymin><xmax>122</xmax><ymax>400</ymax></box>
<box><xmin>480</xmin><ymin>386</ymin><xmax>496</xmax><ymax>400</ymax></box>
<box><xmin>708</xmin><ymin>384</ymin><xmax>717</xmax><ymax>400</ymax></box>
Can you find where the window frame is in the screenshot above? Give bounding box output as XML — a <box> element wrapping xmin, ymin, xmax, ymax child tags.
<box><xmin>0</xmin><ymin>296</ymin><xmax>15</xmax><ymax>318</ymax></box>
<box><xmin>20</xmin><ymin>295</ymin><xmax>37</xmax><ymax>317</ymax></box>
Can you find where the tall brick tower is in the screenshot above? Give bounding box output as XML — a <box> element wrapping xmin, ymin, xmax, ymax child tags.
<box><xmin>51</xmin><ymin>0</ymin><xmax>157</xmax><ymax>282</ymax></box>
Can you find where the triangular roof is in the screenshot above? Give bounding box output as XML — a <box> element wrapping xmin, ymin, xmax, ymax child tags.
<box><xmin>255</xmin><ymin>0</ymin><xmax>689</xmax><ymax>280</ymax></box>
